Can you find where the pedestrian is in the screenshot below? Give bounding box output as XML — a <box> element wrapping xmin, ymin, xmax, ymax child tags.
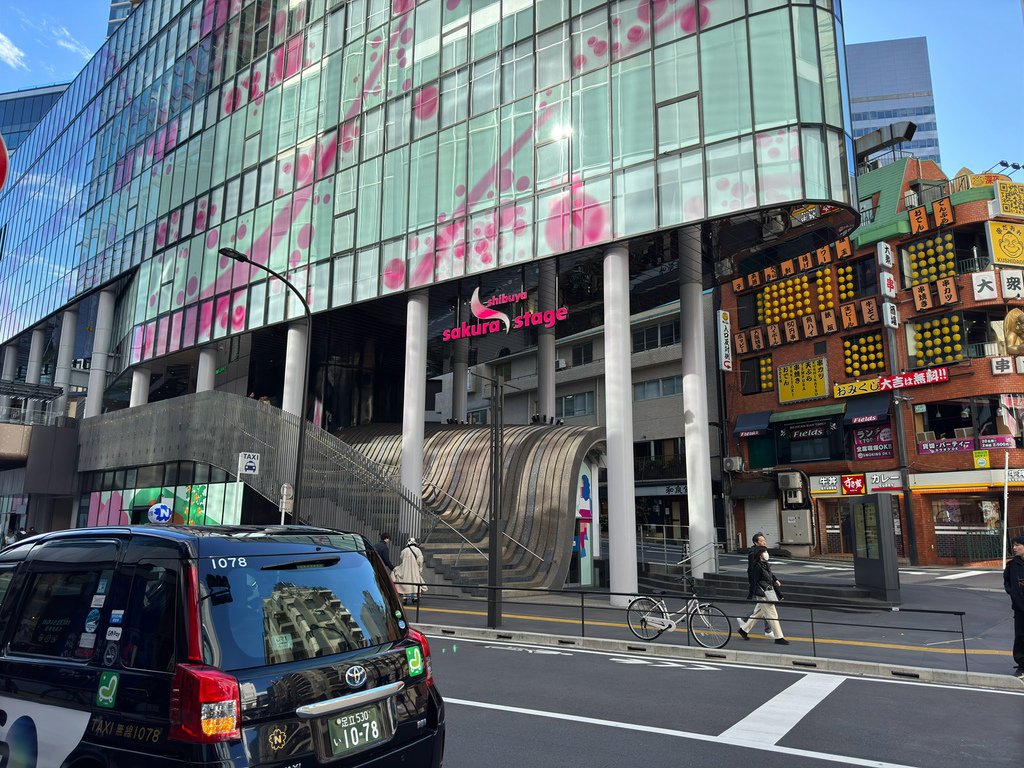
<box><xmin>1003</xmin><ymin>534</ymin><xmax>1024</xmax><ymax>678</ymax></box>
<box><xmin>737</xmin><ymin>533</ymin><xmax>789</xmax><ymax>645</ymax></box>
<box><xmin>373</xmin><ymin>532</ymin><xmax>394</xmax><ymax>572</ymax></box>
<box><xmin>747</xmin><ymin>532</ymin><xmax>776</xmax><ymax>637</ymax></box>
<box><xmin>393</xmin><ymin>537</ymin><xmax>427</xmax><ymax>604</ymax></box>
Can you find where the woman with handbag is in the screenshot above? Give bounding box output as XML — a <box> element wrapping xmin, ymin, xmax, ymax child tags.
<box><xmin>737</xmin><ymin>539</ymin><xmax>789</xmax><ymax>645</ymax></box>
<box><xmin>393</xmin><ymin>537</ymin><xmax>427</xmax><ymax>605</ymax></box>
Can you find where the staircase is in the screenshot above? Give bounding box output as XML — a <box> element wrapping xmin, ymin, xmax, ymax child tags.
<box><xmin>639</xmin><ymin>570</ymin><xmax>885</xmax><ymax>607</ymax></box>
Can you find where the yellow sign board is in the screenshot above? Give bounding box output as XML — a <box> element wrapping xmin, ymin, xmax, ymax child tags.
<box><xmin>834</xmin><ymin>378</ymin><xmax>881</xmax><ymax>398</ymax></box>
<box><xmin>987</xmin><ymin>221</ymin><xmax>1024</xmax><ymax>267</ymax></box>
<box><xmin>777</xmin><ymin>358</ymin><xmax>828</xmax><ymax>403</ymax></box>
<box><xmin>995</xmin><ymin>181</ymin><xmax>1024</xmax><ymax>220</ymax></box>
<box><xmin>973</xmin><ymin>450</ymin><xmax>990</xmax><ymax>469</ymax></box>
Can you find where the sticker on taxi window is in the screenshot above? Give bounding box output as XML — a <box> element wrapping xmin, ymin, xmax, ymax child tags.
<box><xmin>405</xmin><ymin>646</ymin><xmax>425</xmax><ymax>677</ymax></box>
<box><xmin>96</xmin><ymin>671</ymin><xmax>119</xmax><ymax>709</ymax></box>
<box><xmin>269</xmin><ymin>634</ymin><xmax>293</xmax><ymax>651</ymax></box>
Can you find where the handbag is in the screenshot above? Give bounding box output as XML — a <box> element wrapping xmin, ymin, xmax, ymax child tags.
<box><xmin>762</xmin><ymin>587</ymin><xmax>779</xmax><ymax>602</ymax></box>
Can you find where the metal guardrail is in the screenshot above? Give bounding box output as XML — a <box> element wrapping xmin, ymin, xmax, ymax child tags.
<box><xmin>397</xmin><ymin>582</ymin><xmax>974</xmax><ymax>673</ymax></box>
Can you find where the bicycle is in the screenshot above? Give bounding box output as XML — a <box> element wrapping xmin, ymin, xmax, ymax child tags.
<box><xmin>625</xmin><ymin>580</ymin><xmax>732</xmax><ymax>648</ymax></box>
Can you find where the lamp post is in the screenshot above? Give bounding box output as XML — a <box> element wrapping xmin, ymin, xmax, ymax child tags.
<box><xmin>219</xmin><ymin>247</ymin><xmax>312</xmax><ymax>523</ymax></box>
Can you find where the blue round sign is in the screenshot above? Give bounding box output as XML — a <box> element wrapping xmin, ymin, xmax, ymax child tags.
<box><xmin>148</xmin><ymin>503</ymin><xmax>173</xmax><ymax>524</ymax></box>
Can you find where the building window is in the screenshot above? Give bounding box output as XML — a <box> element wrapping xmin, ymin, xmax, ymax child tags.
<box><xmin>842</xmin><ymin>332</ymin><xmax>885</xmax><ymax>378</ymax></box>
<box><xmin>572</xmin><ymin>341</ymin><xmax>593</xmax><ymax>366</ymax></box>
<box><xmin>467</xmin><ymin>409</ymin><xmax>488</xmax><ymax>425</ymax></box>
<box><xmin>556</xmin><ymin>391</ymin><xmax>595</xmax><ymax>418</ymax></box>
<box><xmin>740</xmin><ymin>355</ymin><xmax>773</xmax><ymax>395</ymax></box>
<box><xmin>633</xmin><ymin>375</ymin><xmax>682</xmax><ymax>401</ymax></box>
<box><xmin>632</xmin><ymin>319</ymin><xmax>680</xmax><ymax>352</ymax></box>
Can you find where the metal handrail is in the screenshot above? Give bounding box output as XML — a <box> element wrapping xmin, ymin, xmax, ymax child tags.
<box><xmin>423</xmin><ymin>481</ymin><xmax>543</xmax><ymax>562</ymax></box>
<box><xmin>676</xmin><ymin>540</ymin><xmax>723</xmax><ymax>577</ymax></box>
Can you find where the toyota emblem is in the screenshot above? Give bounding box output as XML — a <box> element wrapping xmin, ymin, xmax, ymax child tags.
<box><xmin>345</xmin><ymin>665</ymin><xmax>367</xmax><ymax>688</ymax></box>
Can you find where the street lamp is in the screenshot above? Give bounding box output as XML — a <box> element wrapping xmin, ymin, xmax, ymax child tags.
<box><xmin>219</xmin><ymin>247</ymin><xmax>312</xmax><ymax>524</ymax></box>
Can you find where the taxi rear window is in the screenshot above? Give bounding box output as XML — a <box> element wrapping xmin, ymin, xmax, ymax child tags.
<box><xmin>197</xmin><ymin>550</ymin><xmax>401</xmax><ymax>670</ymax></box>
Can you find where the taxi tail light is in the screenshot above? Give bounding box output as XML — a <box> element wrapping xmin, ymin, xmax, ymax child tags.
<box><xmin>170</xmin><ymin>664</ymin><xmax>242</xmax><ymax>743</ymax></box>
<box><xmin>406</xmin><ymin>627</ymin><xmax>434</xmax><ymax>686</ymax></box>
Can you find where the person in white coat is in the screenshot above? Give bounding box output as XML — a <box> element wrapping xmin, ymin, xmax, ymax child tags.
<box><xmin>393</xmin><ymin>537</ymin><xmax>427</xmax><ymax>604</ymax></box>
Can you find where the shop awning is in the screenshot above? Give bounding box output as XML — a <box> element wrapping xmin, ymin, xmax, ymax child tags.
<box><xmin>769</xmin><ymin>403</ymin><xmax>846</xmax><ymax>423</ymax></box>
<box><xmin>733</xmin><ymin>411</ymin><xmax>772</xmax><ymax>437</ymax></box>
<box><xmin>843</xmin><ymin>393</ymin><xmax>891</xmax><ymax>426</ymax></box>
<box><xmin>730</xmin><ymin>480</ymin><xmax>777</xmax><ymax>499</ymax></box>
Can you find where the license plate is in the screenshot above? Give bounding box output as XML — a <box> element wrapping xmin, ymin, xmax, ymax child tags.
<box><xmin>327</xmin><ymin>703</ymin><xmax>390</xmax><ymax>758</ymax></box>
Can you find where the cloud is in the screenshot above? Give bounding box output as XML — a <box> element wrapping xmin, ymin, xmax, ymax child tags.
<box><xmin>52</xmin><ymin>26</ymin><xmax>92</xmax><ymax>61</ymax></box>
<box><xmin>0</xmin><ymin>32</ymin><xmax>28</xmax><ymax>70</ymax></box>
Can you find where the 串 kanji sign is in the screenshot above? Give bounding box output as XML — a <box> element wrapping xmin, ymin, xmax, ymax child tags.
<box><xmin>841</xmin><ymin>474</ymin><xmax>866</xmax><ymax>495</ymax></box>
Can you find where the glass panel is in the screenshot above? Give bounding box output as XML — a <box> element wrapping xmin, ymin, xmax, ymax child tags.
<box><xmin>571</xmin><ymin>68</ymin><xmax>610</xmax><ymax>178</ymax></box>
<box><xmin>657</xmin><ymin>98</ymin><xmax>699</xmax><ymax>154</ymax></box>
<box><xmin>657</xmin><ymin>146</ymin><xmax>705</xmax><ymax>227</ymax></box>
<box><xmin>611</xmin><ymin>51</ymin><xmax>654</xmax><ymax>167</ymax></box>
<box><xmin>817</xmin><ymin>8</ymin><xmax>841</xmax><ymax>127</ymax></box>
<box><xmin>699</xmin><ymin>21</ymin><xmax>751</xmax><ymax>143</ymax></box>
<box><xmin>706</xmin><ymin>136</ymin><xmax>756</xmax><ymax>214</ymax></box>
<box><xmin>654</xmin><ymin>36</ymin><xmax>697</xmax><ymax>103</ymax></box>
<box><xmin>801</xmin><ymin>126</ymin><xmax>828</xmax><ymax>200</ymax></box>
<box><xmin>750</xmin><ymin>10</ymin><xmax>797</xmax><ymax>131</ymax></box>
<box><xmin>756</xmin><ymin>127</ymin><xmax>802</xmax><ymax>205</ymax></box>
<box><xmin>614</xmin><ymin>163</ymin><xmax>654</xmax><ymax>237</ymax></box>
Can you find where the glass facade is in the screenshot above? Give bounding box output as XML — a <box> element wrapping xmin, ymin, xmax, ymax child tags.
<box><xmin>0</xmin><ymin>0</ymin><xmax>854</xmax><ymax>372</ymax></box>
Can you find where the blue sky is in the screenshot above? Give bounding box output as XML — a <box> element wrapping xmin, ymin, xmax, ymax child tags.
<box><xmin>0</xmin><ymin>0</ymin><xmax>1021</xmax><ymax>174</ymax></box>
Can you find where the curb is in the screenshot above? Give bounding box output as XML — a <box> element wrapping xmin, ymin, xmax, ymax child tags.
<box><xmin>415</xmin><ymin>623</ymin><xmax>1023</xmax><ymax>692</ymax></box>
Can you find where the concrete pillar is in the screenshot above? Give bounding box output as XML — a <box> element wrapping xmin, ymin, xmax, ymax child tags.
<box><xmin>85</xmin><ymin>289</ymin><xmax>116</xmax><ymax>418</ymax></box>
<box><xmin>52</xmin><ymin>308</ymin><xmax>79</xmax><ymax>421</ymax></box>
<box><xmin>451</xmin><ymin>337</ymin><xmax>468</xmax><ymax>422</ymax></box>
<box><xmin>282</xmin><ymin>322</ymin><xmax>309</xmax><ymax>417</ymax></box>
<box><xmin>603</xmin><ymin>244</ymin><xmax>638</xmax><ymax>606</ymax></box>
<box><xmin>400</xmin><ymin>291</ymin><xmax>429</xmax><ymax>539</ymax></box>
<box><xmin>196</xmin><ymin>346</ymin><xmax>218</xmax><ymax>392</ymax></box>
<box><xmin>537</xmin><ymin>259</ymin><xmax>557</xmax><ymax>421</ymax></box>
<box><xmin>24</xmin><ymin>327</ymin><xmax>45</xmax><ymax>422</ymax></box>
<box><xmin>679</xmin><ymin>229</ymin><xmax>716</xmax><ymax>578</ymax></box>
<box><xmin>0</xmin><ymin>344</ymin><xmax>17</xmax><ymax>420</ymax></box>
<box><xmin>129</xmin><ymin>368</ymin><xmax>151</xmax><ymax>407</ymax></box>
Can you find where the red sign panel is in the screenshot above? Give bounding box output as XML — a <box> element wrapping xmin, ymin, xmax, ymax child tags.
<box><xmin>0</xmin><ymin>132</ymin><xmax>8</xmax><ymax>192</ymax></box>
<box><xmin>841</xmin><ymin>474</ymin><xmax>866</xmax><ymax>495</ymax></box>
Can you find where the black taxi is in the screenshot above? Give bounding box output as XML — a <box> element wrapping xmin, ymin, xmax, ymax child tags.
<box><xmin>0</xmin><ymin>525</ymin><xmax>444</xmax><ymax>767</ymax></box>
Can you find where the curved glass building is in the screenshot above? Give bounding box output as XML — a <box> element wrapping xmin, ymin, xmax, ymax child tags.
<box><xmin>0</xmin><ymin>0</ymin><xmax>856</xmax><ymax>593</ymax></box>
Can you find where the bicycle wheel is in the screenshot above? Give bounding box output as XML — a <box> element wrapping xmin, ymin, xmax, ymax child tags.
<box><xmin>688</xmin><ymin>603</ymin><xmax>731</xmax><ymax>649</ymax></box>
<box><xmin>626</xmin><ymin>597</ymin><xmax>669</xmax><ymax>641</ymax></box>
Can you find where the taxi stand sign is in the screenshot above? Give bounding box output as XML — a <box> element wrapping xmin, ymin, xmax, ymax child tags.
<box><xmin>238</xmin><ymin>452</ymin><xmax>261</xmax><ymax>475</ymax></box>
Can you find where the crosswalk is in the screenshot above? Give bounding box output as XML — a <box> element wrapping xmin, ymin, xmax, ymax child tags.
<box><xmin>762</xmin><ymin>557</ymin><xmax>998</xmax><ymax>581</ymax></box>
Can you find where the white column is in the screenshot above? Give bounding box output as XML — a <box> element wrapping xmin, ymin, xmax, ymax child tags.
<box><xmin>451</xmin><ymin>337</ymin><xmax>468</xmax><ymax>422</ymax></box>
<box><xmin>282</xmin><ymin>322</ymin><xmax>308</xmax><ymax>417</ymax></box>
<box><xmin>52</xmin><ymin>308</ymin><xmax>79</xmax><ymax>420</ymax></box>
<box><xmin>603</xmin><ymin>244</ymin><xmax>638</xmax><ymax>605</ymax></box>
<box><xmin>0</xmin><ymin>344</ymin><xmax>17</xmax><ymax>419</ymax></box>
<box><xmin>537</xmin><ymin>259</ymin><xmax>557</xmax><ymax>421</ymax></box>
<box><xmin>196</xmin><ymin>346</ymin><xmax>218</xmax><ymax>392</ymax></box>
<box><xmin>85</xmin><ymin>289</ymin><xmax>116</xmax><ymax>418</ymax></box>
<box><xmin>24</xmin><ymin>327</ymin><xmax>45</xmax><ymax>422</ymax></box>
<box><xmin>129</xmin><ymin>368</ymin><xmax>151</xmax><ymax>407</ymax></box>
<box><xmin>679</xmin><ymin>229</ymin><xmax>716</xmax><ymax>578</ymax></box>
<box><xmin>401</xmin><ymin>291</ymin><xmax>429</xmax><ymax>539</ymax></box>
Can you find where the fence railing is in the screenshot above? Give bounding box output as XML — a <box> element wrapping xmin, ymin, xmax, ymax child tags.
<box><xmin>633</xmin><ymin>524</ymin><xmax>729</xmax><ymax>566</ymax></box>
<box><xmin>398</xmin><ymin>581</ymin><xmax>977</xmax><ymax>674</ymax></box>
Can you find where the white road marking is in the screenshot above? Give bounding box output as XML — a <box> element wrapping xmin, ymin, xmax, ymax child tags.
<box><xmin>445</xmin><ymin>696</ymin><xmax>920</xmax><ymax>768</ymax></box>
<box><xmin>718</xmin><ymin>673</ymin><xmax>844</xmax><ymax>745</ymax></box>
<box><xmin>936</xmin><ymin>570</ymin><xmax>988</xmax><ymax>580</ymax></box>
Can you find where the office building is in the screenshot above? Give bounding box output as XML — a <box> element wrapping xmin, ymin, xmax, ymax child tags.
<box><xmin>847</xmin><ymin>37</ymin><xmax>941</xmax><ymax>166</ymax></box>
<box><xmin>0</xmin><ymin>85</ymin><xmax>69</xmax><ymax>154</ymax></box>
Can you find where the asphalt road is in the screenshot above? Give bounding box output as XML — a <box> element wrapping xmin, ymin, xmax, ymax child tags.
<box><xmin>428</xmin><ymin>634</ymin><xmax>1024</xmax><ymax>768</ymax></box>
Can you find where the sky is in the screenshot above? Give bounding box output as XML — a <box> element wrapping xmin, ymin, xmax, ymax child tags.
<box><xmin>0</xmin><ymin>0</ymin><xmax>1022</xmax><ymax>175</ymax></box>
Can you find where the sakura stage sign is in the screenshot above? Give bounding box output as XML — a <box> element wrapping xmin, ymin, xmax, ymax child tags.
<box><xmin>442</xmin><ymin>287</ymin><xmax>569</xmax><ymax>342</ymax></box>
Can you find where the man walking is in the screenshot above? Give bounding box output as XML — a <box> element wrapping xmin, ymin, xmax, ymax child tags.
<box><xmin>737</xmin><ymin>532</ymin><xmax>789</xmax><ymax>645</ymax></box>
<box><xmin>374</xmin><ymin>532</ymin><xmax>395</xmax><ymax>572</ymax></box>
<box><xmin>1003</xmin><ymin>534</ymin><xmax>1024</xmax><ymax>678</ymax></box>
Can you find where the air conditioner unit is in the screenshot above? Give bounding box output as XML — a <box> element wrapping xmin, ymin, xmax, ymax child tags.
<box><xmin>723</xmin><ymin>456</ymin><xmax>744</xmax><ymax>472</ymax></box>
<box><xmin>777</xmin><ymin>471</ymin><xmax>802</xmax><ymax>491</ymax></box>
<box><xmin>555</xmin><ymin>359</ymin><xmax>568</xmax><ymax>371</ymax></box>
